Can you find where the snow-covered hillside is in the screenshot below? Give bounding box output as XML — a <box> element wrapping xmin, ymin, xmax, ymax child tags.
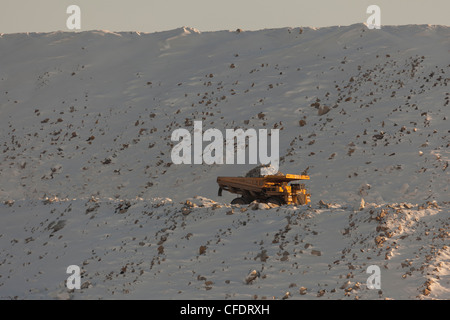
<box><xmin>0</xmin><ymin>24</ymin><xmax>449</xmax><ymax>299</ymax></box>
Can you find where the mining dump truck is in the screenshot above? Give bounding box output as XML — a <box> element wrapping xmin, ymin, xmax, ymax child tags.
<box><xmin>217</xmin><ymin>174</ymin><xmax>310</xmax><ymax>206</ymax></box>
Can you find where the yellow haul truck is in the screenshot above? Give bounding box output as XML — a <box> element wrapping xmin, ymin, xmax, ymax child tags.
<box><xmin>217</xmin><ymin>174</ymin><xmax>310</xmax><ymax>206</ymax></box>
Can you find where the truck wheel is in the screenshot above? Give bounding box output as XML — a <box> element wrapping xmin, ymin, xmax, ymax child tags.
<box><xmin>231</xmin><ymin>197</ymin><xmax>250</xmax><ymax>205</ymax></box>
<box><xmin>267</xmin><ymin>197</ymin><xmax>282</xmax><ymax>206</ymax></box>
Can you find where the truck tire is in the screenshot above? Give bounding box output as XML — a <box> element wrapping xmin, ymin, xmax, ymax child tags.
<box><xmin>267</xmin><ymin>197</ymin><xmax>282</xmax><ymax>206</ymax></box>
<box><xmin>231</xmin><ymin>197</ymin><xmax>250</xmax><ymax>205</ymax></box>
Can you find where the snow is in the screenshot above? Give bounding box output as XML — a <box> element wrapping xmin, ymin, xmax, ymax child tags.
<box><xmin>0</xmin><ymin>23</ymin><xmax>449</xmax><ymax>299</ymax></box>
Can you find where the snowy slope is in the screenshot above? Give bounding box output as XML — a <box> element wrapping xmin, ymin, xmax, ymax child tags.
<box><xmin>1</xmin><ymin>198</ymin><xmax>448</xmax><ymax>300</ymax></box>
<box><xmin>0</xmin><ymin>24</ymin><xmax>449</xmax><ymax>299</ymax></box>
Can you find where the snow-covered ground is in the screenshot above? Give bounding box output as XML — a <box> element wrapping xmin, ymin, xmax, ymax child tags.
<box><xmin>0</xmin><ymin>24</ymin><xmax>449</xmax><ymax>299</ymax></box>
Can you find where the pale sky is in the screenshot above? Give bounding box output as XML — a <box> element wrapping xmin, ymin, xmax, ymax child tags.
<box><xmin>0</xmin><ymin>0</ymin><xmax>449</xmax><ymax>34</ymax></box>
